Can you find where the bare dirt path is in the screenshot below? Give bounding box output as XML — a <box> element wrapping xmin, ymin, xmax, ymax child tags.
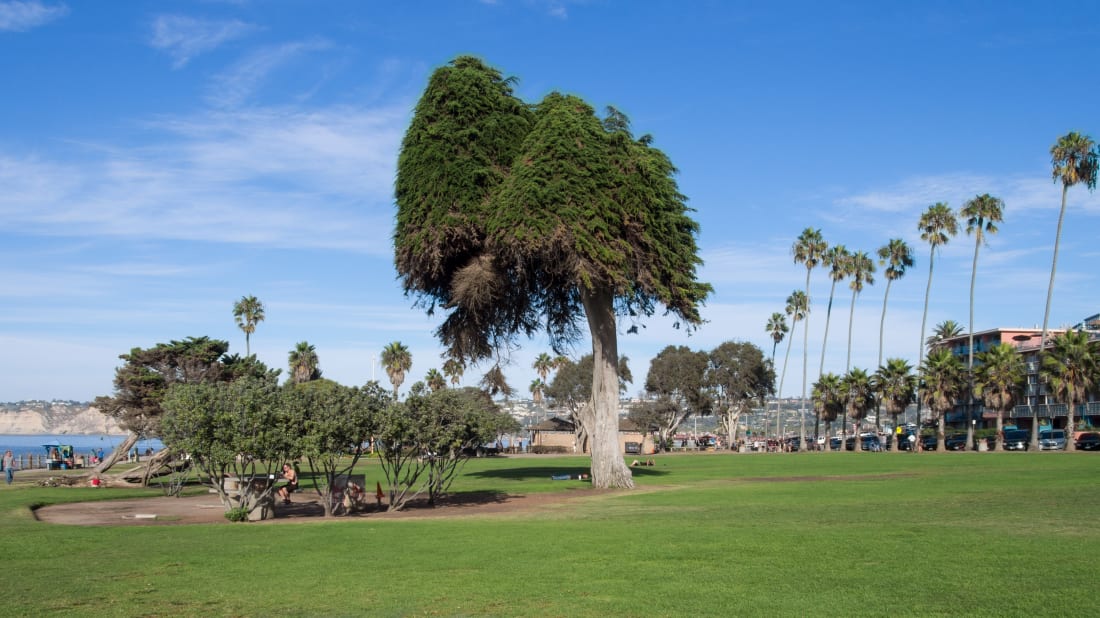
<box><xmin>34</xmin><ymin>488</ymin><xmax>593</xmax><ymax>526</ymax></box>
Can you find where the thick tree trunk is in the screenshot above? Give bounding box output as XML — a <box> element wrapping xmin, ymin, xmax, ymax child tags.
<box><xmin>94</xmin><ymin>432</ymin><xmax>139</xmax><ymax>475</ymax></box>
<box><xmin>580</xmin><ymin>286</ymin><xmax>634</xmax><ymax>489</ymax></box>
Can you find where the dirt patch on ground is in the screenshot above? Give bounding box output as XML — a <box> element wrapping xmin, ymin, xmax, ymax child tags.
<box><xmin>34</xmin><ymin>489</ymin><xmax>594</xmax><ymax>526</ymax></box>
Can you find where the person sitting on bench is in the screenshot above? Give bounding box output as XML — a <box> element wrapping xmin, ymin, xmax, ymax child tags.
<box><xmin>276</xmin><ymin>463</ymin><xmax>299</xmax><ymax>504</ymax></box>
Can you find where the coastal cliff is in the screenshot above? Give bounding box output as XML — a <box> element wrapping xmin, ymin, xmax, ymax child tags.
<box><xmin>0</xmin><ymin>401</ymin><xmax>122</xmax><ymax>434</ymax></box>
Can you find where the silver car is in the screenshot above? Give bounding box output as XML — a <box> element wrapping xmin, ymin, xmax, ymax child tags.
<box><xmin>1039</xmin><ymin>430</ymin><xmax>1067</xmax><ymax>451</ymax></box>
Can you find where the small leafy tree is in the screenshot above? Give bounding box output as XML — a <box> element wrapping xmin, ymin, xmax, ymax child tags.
<box><xmin>706</xmin><ymin>341</ymin><xmax>773</xmax><ymax>447</ymax></box>
<box><xmin>643</xmin><ymin>345</ymin><xmax>713</xmax><ymax>449</ymax></box>
<box><xmin>161</xmin><ymin>377</ymin><xmax>295</xmax><ymax>518</ymax></box>
<box><xmin>376</xmin><ymin>385</ymin><xmax>517</xmax><ymax>511</ymax></box>
<box><xmin>283</xmin><ymin>380</ymin><xmax>387</xmax><ymax>516</ymax></box>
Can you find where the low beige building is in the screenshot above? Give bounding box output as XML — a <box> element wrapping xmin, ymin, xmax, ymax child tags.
<box><xmin>530</xmin><ymin>416</ymin><xmax>655</xmax><ymax>454</ymax></box>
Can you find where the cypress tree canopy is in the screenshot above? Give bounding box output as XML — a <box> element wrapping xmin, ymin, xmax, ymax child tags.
<box><xmin>394</xmin><ymin>56</ymin><xmax>711</xmax><ymax>364</ymax></box>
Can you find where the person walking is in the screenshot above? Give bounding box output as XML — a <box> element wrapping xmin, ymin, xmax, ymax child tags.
<box><xmin>3</xmin><ymin>450</ymin><xmax>14</xmax><ymax>485</ymax></box>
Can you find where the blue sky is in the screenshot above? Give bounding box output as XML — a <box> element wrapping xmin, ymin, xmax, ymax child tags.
<box><xmin>1</xmin><ymin>1</ymin><xmax>1097</xmax><ymax>403</ymax></box>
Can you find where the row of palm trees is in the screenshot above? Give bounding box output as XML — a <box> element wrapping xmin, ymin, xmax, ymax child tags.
<box><xmin>769</xmin><ymin>132</ymin><xmax>1098</xmax><ymax>451</ymax></box>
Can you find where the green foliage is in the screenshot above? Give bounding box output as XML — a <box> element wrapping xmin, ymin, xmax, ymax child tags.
<box><xmin>223</xmin><ymin>506</ymin><xmax>250</xmax><ymax>522</ymax></box>
<box><xmin>377</xmin><ymin>387</ymin><xmax>518</xmax><ymax>510</ymax></box>
<box><xmin>161</xmin><ymin>377</ymin><xmax>293</xmax><ymax>514</ymax></box>
<box><xmin>93</xmin><ymin>336</ymin><xmax>239</xmax><ymax>436</ymax></box>
<box><xmin>285</xmin><ymin>380</ymin><xmax>388</xmax><ymax>515</ymax></box>
<box><xmin>394</xmin><ymin>55</ymin><xmax>710</xmax><ymax>363</ymax></box>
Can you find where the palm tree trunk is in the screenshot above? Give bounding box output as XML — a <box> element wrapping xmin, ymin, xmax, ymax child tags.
<box><xmin>995</xmin><ymin>410</ymin><xmax>1004</xmax><ymax>452</ymax></box>
<box><xmin>776</xmin><ymin>327</ymin><xmax>796</xmax><ymax>447</ymax></box>
<box><xmin>846</xmin><ymin>291</ymin><xmax>856</xmax><ymax>372</ymax></box>
<box><xmin>967</xmin><ymin>233</ymin><xmax>981</xmax><ymax>451</ymax></box>
<box><xmin>1038</xmin><ymin>184</ymin><xmax>1070</xmax><ymax>450</ymax></box>
<box><xmin>876</xmin><ymin>279</ymin><xmax>893</xmax><ymax>434</ymax></box>
<box><xmin>1040</xmin><ymin>184</ymin><xmax>1069</xmax><ymax>355</ymax></box>
<box><xmin>937</xmin><ymin>415</ymin><xmax>946</xmax><ymax>452</ymax></box>
<box><xmin>580</xmin><ymin>286</ymin><xmax>634</xmax><ymax>489</ymax></box>
<box><xmin>915</xmin><ymin>248</ymin><xmax>936</xmax><ymax>452</ymax></box>
<box><xmin>800</xmin><ymin>270</ymin><xmax>812</xmax><ymax>452</ymax></box>
<box><xmin>816</xmin><ymin>280</ymin><xmax>838</xmax><ymax>443</ymax></box>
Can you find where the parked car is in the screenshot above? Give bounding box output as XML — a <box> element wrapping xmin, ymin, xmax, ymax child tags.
<box><xmin>1002</xmin><ymin>429</ymin><xmax>1030</xmax><ymax>451</ymax></box>
<box><xmin>944</xmin><ymin>434</ymin><xmax>968</xmax><ymax>451</ymax></box>
<box><xmin>1039</xmin><ymin>430</ymin><xmax>1067</xmax><ymax>451</ymax></box>
<box><xmin>1075</xmin><ymin>432</ymin><xmax>1100</xmax><ymax>451</ymax></box>
<box><xmin>860</xmin><ymin>435</ymin><xmax>883</xmax><ymax>452</ymax></box>
<box><xmin>920</xmin><ymin>435</ymin><xmax>938</xmax><ymax>451</ymax></box>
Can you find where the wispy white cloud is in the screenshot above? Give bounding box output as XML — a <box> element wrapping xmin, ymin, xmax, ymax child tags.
<box><xmin>839</xmin><ymin>171</ymin><xmax>1099</xmax><ymax>215</ymax></box>
<box><xmin>149</xmin><ymin>14</ymin><xmax>257</xmax><ymax>68</ymax></box>
<box><xmin>0</xmin><ymin>103</ymin><xmax>408</xmax><ymax>254</ymax></box>
<box><xmin>0</xmin><ymin>0</ymin><xmax>67</xmax><ymax>32</ymax></box>
<box><xmin>206</xmin><ymin>38</ymin><xmax>331</xmax><ymax>108</ymax></box>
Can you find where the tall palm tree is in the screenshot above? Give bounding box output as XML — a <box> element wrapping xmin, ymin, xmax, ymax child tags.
<box><xmin>916</xmin><ymin>203</ymin><xmax>958</xmax><ymax>434</ymax></box>
<box><xmin>975</xmin><ymin>343</ymin><xmax>1025</xmax><ymax>452</ymax></box>
<box><xmin>927</xmin><ymin>319</ymin><xmax>964</xmax><ymax>352</ymax></box>
<box><xmin>1040</xmin><ymin>330</ymin><xmax>1099</xmax><ymax>452</ymax></box>
<box><xmin>424</xmin><ymin>368</ymin><xmax>446</xmax><ymax>392</ymax></box>
<box><xmin>845</xmin><ymin>251</ymin><xmax>875</xmax><ymax>372</ymax></box>
<box><xmin>960</xmin><ymin>193</ymin><xmax>1004</xmax><ymax>449</ymax></box>
<box><xmin>812</xmin><ymin>372</ymin><xmax>844</xmax><ymax>451</ymax></box>
<box><xmin>874</xmin><ymin>358</ymin><xmax>916</xmax><ymax>452</ymax></box>
<box><xmin>533</xmin><ymin>353</ymin><xmax>555</xmax><ymax>383</ymax></box>
<box><xmin>380</xmin><ymin>341</ymin><xmax>412</xmax><ymax>399</ymax></box>
<box><xmin>816</xmin><ymin>244</ymin><xmax>850</xmax><ymax>440</ymax></box>
<box><xmin>442</xmin><ymin>358</ymin><xmax>465</xmax><ymax>386</ymax></box>
<box><xmin>842</xmin><ymin>367</ymin><xmax>875</xmax><ymax>446</ymax></box>
<box><xmin>774</xmin><ymin>291</ymin><xmax>806</xmax><ymax>442</ymax></box>
<box><xmin>920</xmin><ymin>348</ymin><xmax>966</xmax><ymax>452</ymax></box>
<box><xmin>1042</xmin><ymin>133</ymin><xmax>1098</xmax><ymax>355</ymax></box>
<box><xmin>766</xmin><ymin>312</ymin><xmax>789</xmax><ymax>366</ymax></box>
<box><xmin>793</xmin><ymin>228</ymin><xmax>828</xmax><ymax>451</ymax></box>
<box><xmin>232</xmin><ymin>295</ymin><xmax>265</xmax><ymax>357</ymax></box>
<box><xmin>287</xmin><ymin>341</ymin><xmax>320</xmax><ymax>384</ymax></box>
<box><xmin>875</xmin><ymin>239</ymin><xmax>913</xmax><ymax>432</ymax></box>
<box><xmin>765</xmin><ymin>311</ymin><xmax>788</xmax><ymax>441</ymax></box>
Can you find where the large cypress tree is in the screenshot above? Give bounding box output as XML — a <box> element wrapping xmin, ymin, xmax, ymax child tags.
<box><xmin>394</xmin><ymin>57</ymin><xmax>710</xmax><ymax>488</ymax></box>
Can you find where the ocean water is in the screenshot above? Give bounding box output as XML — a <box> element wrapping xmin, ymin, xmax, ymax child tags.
<box><xmin>0</xmin><ymin>434</ymin><xmax>164</xmax><ymax>459</ymax></box>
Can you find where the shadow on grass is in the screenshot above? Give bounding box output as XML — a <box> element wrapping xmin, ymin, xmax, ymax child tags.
<box><xmin>275</xmin><ymin>489</ymin><xmax>515</xmax><ymax>519</ymax></box>
<box><xmin>467</xmin><ymin>466</ymin><xmax>668</xmax><ymax>480</ymax></box>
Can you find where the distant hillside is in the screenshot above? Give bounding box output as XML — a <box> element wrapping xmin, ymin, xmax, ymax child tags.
<box><xmin>0</xmin><ymin>401</ymin><xmax>122</xmax><ymax>435</ymax></box>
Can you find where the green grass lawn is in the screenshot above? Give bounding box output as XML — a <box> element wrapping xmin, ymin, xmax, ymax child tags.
<box><xmin>2</xmin><ymin>452</ymin><xmax>1097</xmax><ymax>617</ymax></box>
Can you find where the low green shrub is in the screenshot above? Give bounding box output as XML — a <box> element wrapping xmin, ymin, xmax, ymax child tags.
<box><xmin>223</xmin><ymin>506</ymin><xmax>250</xmax><ymax>522</ymax></box>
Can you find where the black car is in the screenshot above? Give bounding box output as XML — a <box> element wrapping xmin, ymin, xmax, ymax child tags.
<box><xmin>1075</xmin><ymin>432</ymin><xmax>1100</xmax><ymax>451</ymax></box>
<box><xmin>920</xmin><ymin>435</ymin><xmax>938</xmax><ymax>451</ymax></box>
<box><xmin>944</xmin><ymin>434</ymin><xmax>968</xmax><ymax>451</ymax></box>
<box><xmin>1002</xmin><ymin>429</ymin><xmax>1030</xmax><ymax>451</ymax></box>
